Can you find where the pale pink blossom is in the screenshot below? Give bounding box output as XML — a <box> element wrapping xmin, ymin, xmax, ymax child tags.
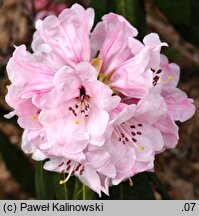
<box><xmin>106</xmin><ymin>90</ymin><xmax>167</xmax><ymax>185</ymax></box>
<box><xmin>43</xmin><ymin>146</ymin><xmax>116</xmax><ymax>195</ymax></box>
<box><xmin>39</xmin><ymin>62</ymin><xmax>120</xmax><ymax>160</ymax></box>
<box><xmin>151</xmin><ymin>55</ymin><xmax>195</xmax><ymax>149</ymax></box>
<box><xmin>33</xmin><ymin>4</ymin><xmax>94</xmax><ymax>68</ymax></box>
<box><xmin>33</xmin><ymin>5</ymin><xmax>167</xmax><ymax>99</ymax></box>
<box><xmin>5</xmin><ymin>45</ymin><xmax>54</xmax><ymax>136</ymax></box>
<box><xmin>5</xmin><ymin>3</ymin><xmax>196</xmax><ymax>196</ymax></box>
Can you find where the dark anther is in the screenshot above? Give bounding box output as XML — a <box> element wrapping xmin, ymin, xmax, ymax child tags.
<box><xmin>58</xmin><ymin>162</ymin><xmax>64</xmax><ymax>167</ymax></box>
<box><xmin>66</xmin><ymin>165</ymin><xmax>71</xmax><ymax>171</ymax></box>
<box><xmin>132</xmin><ymin>138</ymin><xmax>137</xmax><ymax>142</ymax></box>
<box><xmin>75</xmin><ymin>165</ymin><xmax>81</xmax><ymax>171</ymax></box>
<box><xmin>125</xmin><ymin>137</ymin><xmax>129</xmax><ymax>142</ymax></box>
<box><xmin>153</xmin><ymin>75</ymin><xmax>159</xmax><ymax>81</ymax></box>
<box><xmin>131</xmin><ymin>132</ymin><xmax>136</xmax><ymax>136</ymax></box>
<box><xmin>156</xmin><ymin>69</ymin><xmax>162</xmax><ymax>74</ymax></box>
<box><xmin>66</xmin><ymin>160</ymin><xmax>71</xmax><ymax>165</ymax></box>
<box><xmin>80</xmin><ymin>167</ymin><xmax>84</xmax><ymax>175</ymax></box>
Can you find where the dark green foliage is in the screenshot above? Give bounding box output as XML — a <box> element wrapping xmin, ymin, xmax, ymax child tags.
<box><xmin>91</xmin><ymin>0</ymin><xmax>146</xmax><ymax>39</ymax></box>
<box><xmin>155</xmin><ymin>0</ymin><xmax>199</xmax><ymax>47</ymax></box>
<box><xmin>35</xmin><ymin>161</ymin><xmax>55</xmax><ymax>199</ymax></box>
<box><xmin>0</xmin><ymin>131</ymin><xmax>35</xmax><ymax>196</ymax></box>
<box><xmin>101</xmin><ymin>172</ymin><xmax>155</xmax><ymax>200</ymax></box>
<box><xmin>155</xmin><ymin>0</ymin><xmax>191</xmax><ymax>25</ymax></box>
<box><xmin>114</xmin><ymin>0</ymin><xmax>146</xmax><ymax>39</ymax></box>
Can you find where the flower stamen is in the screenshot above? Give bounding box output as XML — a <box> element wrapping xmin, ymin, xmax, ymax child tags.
<box><xmin>59</xmin><ymin>162</ymin><xmax>76</xmax><ymax>185</ymax></box>
<box><xmin>59</xmin><ymin>161</ymin><xmax>85</xmax><ymax>185</ymax></box>
<box><xmin>75</xmin><ymin>120</ymin><xmax>80</xmax><ymax>124</ymax></box>
<box><xmin>115</xmin><ymin>122</ymin><xmax>145</xmax><ymax>151</ymax></box>
<box><xmin>6</xmin><ymin>85</ymin><xmax>10</xmax><ymax>90</ymax></box>
<box><xmin>129</xmin><ymin>178</ymin><xmax>133</xmax><ymax>187</ymax></box>
<box><xmin>31</xmin><ymin>115</ymin><xmax>38</xmax><ymax>120</ymax></box>
<box><xmin>67</xmin><ymin>87</ymin><xmax>91</xmax><ymax>124</ymax></box>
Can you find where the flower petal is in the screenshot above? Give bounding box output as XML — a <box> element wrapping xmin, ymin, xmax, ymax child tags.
<box><xmin>91</xmin><ymin>13</ymin><xmax>138</xmax><ymax>74</ymax></box>
<box><xmin>111</xmin><ymin>47</ymin><xmax>153</xmax><ymax>98</ymax></box>
<box><xmin>86</xmin><ymin>109</ymin><xmax>109</xmax><ymax>146</ymax></box>
<box><xmin>35</xmin><ymin>4</ymin><xmax>94</xmax><ymax>67</ymax></box>
<box><xmin>7</xmin><ymin>45</ymin><xmax>54</xmax><ymax>89</ymax></box>
<box><xmin>154</xmin><ymin>114</ymin><xmax>179</xmax><ymax>149</ymax></box>
<box><xmin>162</xmin><ymin>88</ymin><xmax>195</xmax><ymax>122</ymax></box>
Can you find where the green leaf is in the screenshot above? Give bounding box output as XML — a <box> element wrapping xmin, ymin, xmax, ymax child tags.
<box><xmin>35</xmin><ymin>162</ymin><xmax>97</xmax><ymax>200</ymax></box>
<box><xmin>72</xmin><ymin>177</ymin><xmax>97</xmax><ymax>200</ymax></box>
<box><xmin>0</xmin><ymin>131</ymin><xmax>35</xmax><ymax>196</ymax></box>
<box><xmin>35</xmin><ymin>161</ymin><xmax>54</xmax><ymax>199</ymax></box>
<box><xmin>155</xmin><ymin>0</ymin><xmax>191</xmax><ymax>25</ymax></box>
<box><xmin>54</xmin><ymin>174</ymin><xmax>97</xmax><ymax>200</ymax></box>
<box><xmin>114</xmin><ymin>0</ymin><xmax>146</xmax><ymax>39</ymax></box>
<box><xmin>174</xmin><ymin>0</ymin><xmax>199</xmax><ymax>47</ymax></box>
<box><xmin>102</xmin><ymin>172</ymin><xmax>155</xmax><ymax>200</ymax></box>
<box><xmin>53</xmin><ymin>174</ymin><xmax>76</xmax><ymax>200</ymax></box>
<box><xmin>91</xmin><ymin>0</ymin><xmax>146</xmax><ymax>39</ymax></box>
<box><xmin>155</xmin><ymin>0</ymin><xmax>199</xmax><ymax>47</ymax></box>
<box><xmin>91</xmin><ymin>0</ymin><xmax>115</xmax><ymax>25</ymax></box>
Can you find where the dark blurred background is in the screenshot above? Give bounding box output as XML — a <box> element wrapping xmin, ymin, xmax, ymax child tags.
<box><xmin>0</xmin><ymin>0</ymin><xmax>198</xmax><ymax>199</ymax></box>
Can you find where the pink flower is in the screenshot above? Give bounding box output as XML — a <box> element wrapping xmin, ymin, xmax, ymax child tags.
<box><xmin>39</xmin><ymin>62</ymin><xmax>120</xmax><ymax>158</ymax></box>
<box><xmin>33</xmin><ymin>5</ymin><xmax>166</xmax><ymax>99</ymax></box>
<box><xmin>159</xmin><ymin>55</ymin><xmax>195</xmax><ymax>122</ymax></box>
<box><xmin>43</xmin><ymin>146</ymin><xmax>116</xmax><ymax>195</ymax></box>
<box><xmin>91</xmin><ymin>15</ymin><xmax>167</xmax><ymax>98</ymax></box>
<box><xmin>5</xmin><ymin>3</ymin><xmax>195</xmax><ymax>196</ymax></box>
<box><xmin>5</xmin><ymin>45</ymin><xmax>54</xmax><ymax>131</ymax></box>
<box><xmin>106</xmin><ymin>90</ymin><xmax>167</xmax><ymax>185</ymax></box>
<box><xmin>33</xmin><ymin>4</ymin><xmax>94</xmax><ymax>68</ymax></box>
<box><xmin>151</xmin><ymin>55</ymin><xmax>195</xmax><ymax>149</ymax></box>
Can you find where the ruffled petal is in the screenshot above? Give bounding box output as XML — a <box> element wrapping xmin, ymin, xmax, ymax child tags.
<box><xmin>35</xmin><ymin>4</ymin><xmax>94</xmax><ymax>67</ymax></box>
<box><xmin>143</xmin><ymin>33</ymin><xmax>168</xmax><ymax>69</ymax></box>
<box><xmin>110</xmin><ymin>47</ymin><xmax>153</xmax><ymax>98</ymax></box>
<box><xmin>7</xmin><ymin>45</ymin><xmax>54</xmax><ymax>89</ymax></box>
<box><xmin>91</xmin><ymin>13</ymin><xmax>138</xmax><ymax>74</ymax></box>
<box><xmin>86</xmin><ymin>109</ymin><xmax>109</xmax><ymax>146</ymax></box>
<box><xmin>162</xmin><ymin>88</ymin><xmax>195</xmax><ymax>122</ymax></box>
<box><xmin>160</xmin><ymin>54</ymin><xmax>180</xmax><ymax>89</ymax></box>
<box><xmin>154</xmin><ymin>114</ymin><xmax>179</xmax><ymax>149</ymax></box>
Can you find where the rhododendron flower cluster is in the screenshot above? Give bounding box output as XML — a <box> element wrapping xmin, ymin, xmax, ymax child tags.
<box><xmin>5</xmin><ymin>4</ymin><xmax>195</xmax><ymax>196</ymax></box>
